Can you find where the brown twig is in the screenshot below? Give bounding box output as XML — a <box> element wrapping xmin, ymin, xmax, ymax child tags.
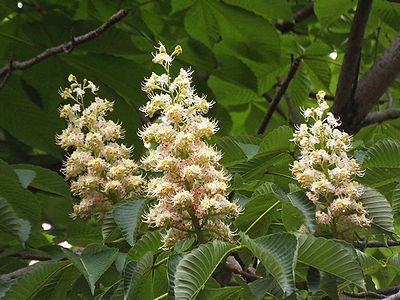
<box><xmin>10</xmin><ymin>253</ymin><xmax>52</xmax><ymax>261</ymax></box>
<box><xmin>263</xmin><ymin>93</ymin><xmax>288</xmax><ymax>121</ymax></box>
<box><xmin>342</xmin><ymin>291</ymin><xmax>386</xmax><ymax>299</ymax></box>
<box><xmin>257</xmin><ymin>57</ymin><xmax>301</xmax><ymax>134</ymax></box>
<box><xmin>275</xmin><ymin>1</ymin><xmax>314</xmax><ymax>34</ymax></box>
<box><xmin>356</xmin><ymin>239</ymin><xmax>400</xmax><ymax>248</ymax></box>
<box><xmin>284</xmin><ymin>93</ymin><xmax>299</xmax><ymax>127</ymax></box>
<box><xmin>0</xmin><ymin>9</ymin><xmax>129</xmax><ymax>89</ymax></box>
<box><xmin>362</xmin><ymin>108</ymin><xmax>400</xmax><ymax>126</ymax></box>
<box><xmin>0</xmin><ymin>266</ymin><xmax>32</xmax><ymax>281</ymax></box>
<box><xmin>342</xmin><ymin>285</ymin><xmax>400</xmax><ymax>299</ymax></box>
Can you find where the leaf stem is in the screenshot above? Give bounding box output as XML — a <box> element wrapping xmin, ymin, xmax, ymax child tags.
<box><xmin>154</xmin><ymin>292</ymin><xmax>168</xmax><ymax>300</ymax></box>
<box><xmin>153</xmin><ymin>257</ymin><xmax>168</xmax><ymax>268</ymax></box>
<box><xmin>244</xmin><ymin>201</ymin><xmax>280</xmax><ymax>234</ymax></box>
<box><xmin>189</xmin><ymin>211</ymin><xmax>206</xmax><ymax>244</ymax></box>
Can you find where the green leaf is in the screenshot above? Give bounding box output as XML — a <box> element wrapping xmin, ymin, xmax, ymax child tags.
<box><xmin>127</xmin><ymin>231</ymin><xmax>163</xmax><ymax>261</ymax></box>
<box><xmin>0</xmin><ymin>77</ymin><xmax>63</xmax><ymax>158</ymax></box>
<box><xmin>0</xmin><ymin>160</ymin><xmax>40</xmax><ymax>224</ymax></box>
<box><xmin>102</xmin><ymin>211</ymin><xmax>118</xmax><ymax>242</ymax></box>
<box><xmin>197</xmin><ymin>286</ymin><xmax>242</xmax><ymax>300</ymax></box>
<box><xmin>113</xmin><ymin>198</ymin><xmax>147</xmax><ymax>246</ymax></box>
<box><xmin>13</xmin><ymin>169</ymin><xmax>36</xmax><ymax>189</ymax></box>
<box><xmin>359</xmin><ymin>187</ymin><xmax>395</xmax><ymax>233</ymax></box>
<box><xmin>259</xmin><ymin>125</ymin><xmax>293</xmax><ymax>153</ymax></box>
<box><xmin>363</xmin><ymin>139</ymin><xmax>400</xmax><ymax>168</ymax></box>
<box><xmin>123</xmin><ymin>252</ymin><xmax>153</xmax><ymax>300</ymax></box>
<box><xmin>229</xmin><ymin>151</ymin><xmax>292</xmax><ymax>181</ymax></box>
<box><xmin>0</xmin><ymin>197</ymin><xmax>21</xmax><ymax>239</ymax></box>
<box><xmin>208</xmin><ymin>75</ymin><xmax>261</xmax><ymax>106</ymax></box>
<box><xmin>356</xmin><ymin>250</ymin><xmax>382</xmax><ymax>275</ymax></box>
<box><xmin>297</xmin><ymin>234</ymin><xmax>365</xmax><ymax>290</ymax></box>
<box><xmin>360</xmin><ymin>167</ymin><xmax>400</xmax><ymax>188</ymax></box>
<box><xmin>314</xmin><ymin>0</ymin><xmax>354</xmax><ymax>27</ymax></box>
<box><xmin>4</xmin><ymin>261</ymin><xmax>71</xmax><ymax>300</ymax></box>
<box><xmin>217</xmin><ymin>136</ymin><xmax>260</xmax><ymax>166</ymax></box>
<box><xmin>287</xmin><ymin>64</ymin><xmax>311</xmax><ymax>107</ymax></box>
<box><xmin>286</xmin><ymin>191</ymin><xmax>316</xmax><ymax>234</ymax></box>
<box><xmin>303</xmin><ymin>58</ymin><xmax>331</xmax><ymax>90</ymax></box>
<box><xmin>241</xmin><ymin>233</ymin><xmax>297</xmax><ymax>294</ymax></box>
<box><xmin>222</xmin><ymin>0</ymin><xmax>293</xmax><ymax>20</ymax></box>
<box><xmin>12</xmin><ymin>164</ymin><xmax>71</xmax><ymax>198</ymax></box>
<box><xmin>174</xmin><ymin>240</ymin><xmax>235</xmax><ymax>299</ymax></box>
<box><xmin>167</xmin><ymin>254</ymin><xmax>184</xmax><ymax>300</ymax></box>
<box><xmin>62</xmin><ymin>244</ymin><xmax>119</xmax><ymax>294</ymax></box>
<box><xmin>184</xmin><ymin>0</ymin><xmax>219</xmax><ymax>48</ymax></box>
<box><xmin>392</xmin><ymin>183</ymin><xmax>400</xmax><ymax>216</ymax></box>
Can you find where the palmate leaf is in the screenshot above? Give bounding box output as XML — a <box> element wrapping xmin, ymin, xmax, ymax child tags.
<box><xmin>258</xmin><ymin>125</ymin><xmax>293</xmax><ymax>153</ymax></box>
<box><xmin>363</xmin><ymin>139</ymin><xmax>400</xmax><ymax>168</ymax></box>
<box><xmin>241</xmin><ymin>233</ymin><xmax>297</xmax><ymax>295</ymax></box>
<box><xmin>123</xmin><ymin>252</ymin><xmax>153</xmax><ymax>300</ymax></box>
<box><xmin>13</xmin><ymin>164</ymin><xmax>71</xmax><ymax>198</ymax></box>
<box><xmin>62</xmin><ymin>244</ymin><xmax>119</xmax><ymax>294</ymax></box>
<box><xmin>359</xmin><ymin>187</ymin><xmax>395</xmax><ymax>233</ymax></box>
<box><xmin>197</xmin><ymin>286</ymin><xmax>242</xmax><ymax>300</ymax></box>
<box><xmin>392</xmin><ymin>183</ymin><xmax>400</xmax><ymax>215</ymax></box>
<box><xmin>229</xmin><ymin>151</ymin><xmax>292</xmax><ymax>181</ymax></box>
<box><xmin>174</xmin><ymin>240</ymin><xmax>236</xmax><ymax>300</ymax></box>
<box><xmin>286</xmin><ymin>191</ymin><xmax>316</xmax><ymax>234</ymax></box>
<box><xmin>113</xmin><ymin>198</ymin><xmax>147</xmax><ymax>246</ymax></box>
<box><xmin>127</xmin><ymin>231</ymin><xmax>163</xmax><ymax>261</ymax></box>
<box><xmin>0</xmin><ymin>197</ymin><xmax>31</xmax><ymax>245</ymax></box>
<box><xmin>4</xmin><ymin>261</ymin><xmax>71</xmax><ymax>300</ymax></box>
<box><xmin>0</xmin><ymin>197</ymin><xmax>21</xmax><ymax>239</ymax></box>
<box><xmin>296</xmin><ymin>234</ymin><xmax>365</xmax><ymax>290</ymax></box>
<box><xmin>167</xmin><ymin>254</ymin><xmax>184</xmax><ymax>300</ymax></box>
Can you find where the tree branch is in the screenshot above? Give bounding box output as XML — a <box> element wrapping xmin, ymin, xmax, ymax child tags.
<box><xmin>284</xmin><ymin>93</ymin><xmax>299</xmax><ymax>127</ymax></box>
<box><xmin>356</xmin><ymin>239</ymin><xmax>400</xmax><ymax>248</ymax></box>
<box><xmin>332</xmin><ymin>0</ymin><xmax>372</xmax><ymax>132</ymax></box>
<box><xmin>275</xmin><ymin>1</ymin><xmax>314</xmax><ymax>34</ymax></box>
<box><xmin>348</xmin><ymin>33</ymin><xmax>400</xmax><ymax>132</ymax></box>
<box><xmin>257</xmin><ymin>57</ymin><xmax>301</xmax><ymax>134</ymax></box>
<box><xmin>362</xmin><ymin>108</ymin><xmax>400</xmax><ymax>126</ymax></box>
<box><xmin>342</xmin><ymin>291</ymin><xmax>386</xmax><ymax>299</ymax></box>
<box><xmin>0</xmin><ymin>266</ymin><xmax>32</xmax><ymax>281</ymax></box>
<box><xmin>0</xmin><ymin>9</ymin><xmax>129</xmax><ymax>88</ymax></box>
<box><xmin>9</xmin><ymin>253</ymin><xmax>52</xmax><ymax>261</ymax></box>
<box><xmin>342</xmin><ymin>285</ymin><xmax>400</xmax><ymax>299</ymax></box>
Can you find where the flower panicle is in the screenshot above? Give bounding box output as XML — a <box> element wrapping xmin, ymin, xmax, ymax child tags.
<box><xmin>291</xmin><ymin>91</ymin><xmax>371</xmax><ymax>230</ymax></box>
<box><xmin>139</xmin><ymin>44</ymin><xmax>239</xmax><ymax>248</ymax></box>
<box><xmin>56</xmin><ymin>75</ymin><xmax>144</xmax><ymax>218</ymax></box>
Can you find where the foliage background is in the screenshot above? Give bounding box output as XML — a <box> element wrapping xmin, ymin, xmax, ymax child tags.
<box><xmin>0</xmin><ymin>0</ymin><xmax>400</xmax><ymax>299</ymax></box>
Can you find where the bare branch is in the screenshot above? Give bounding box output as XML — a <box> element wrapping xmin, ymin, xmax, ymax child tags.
<box><xmin>362</xmin><ymin>108</ymin><xmax>400</xmax><ymax>126</ymax></box>
<box><xmin>257</xmin><ymin>57</ymin><xmax>301</xmax><ymax>135</ymax></box>
<box><xmin>0</xmin><ymin>266</ymin><xmax>32</xmax><ymax>281</ymax></box>
<box><xmin>347</xmin><ymin>32</ymin><xmax>400</xmax><ymax>132</ymax></box>
<box><xmin>263</xmin><ymin>93</ymin><xmax>288</xmax><ymax>121</ymax></box>
<box><xmin>0</xmin><ymin>9</ymin><xmax>129</xmax><ymax>88</ymax></box>
<box><xmin>342</xmin><ymin>285</ymin><xmax>400</xmax><ymax>299</ymax></box>
<box><xmin>356</xmin><ymin>238</ymin><xmax>400</xmax><ymax>248</ymax></box>
<box><xmin>284</xmin><ymin>93</ymin><xmax>299</xmax><ymax>127</ymax></box>
<box><xmin>332</xmin><ymin>0</ymin><xmax>372</xmax><ymax>131</ymax></box>
<box><xmin>342</xmin><ymin>291</ymin><xmax>386</xmax><ymax>299</ymax></box>
<box><xmin>275</xmin><ymin>1</ymin><xmax>314</xmax><ymax>33</ymax></box>
<box><xmin>10</xmin><ymin>253</ymin><xmax>52</xmax><ymax>261</ymax></box>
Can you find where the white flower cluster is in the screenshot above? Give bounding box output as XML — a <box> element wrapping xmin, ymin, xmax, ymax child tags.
<box><xmin>139</xmin><ymin>43</ymin><xmax>239</xmax><ymax>248</ymax></box>
<box><xmin>57</xmin><ymin>75</ymin><xmax>144</xmax><ymax>218</ymax></box>
<box><xmin>291</xmin><ymin>91</ymin><xmax>371</xmax><ymax>229</ymax></box>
